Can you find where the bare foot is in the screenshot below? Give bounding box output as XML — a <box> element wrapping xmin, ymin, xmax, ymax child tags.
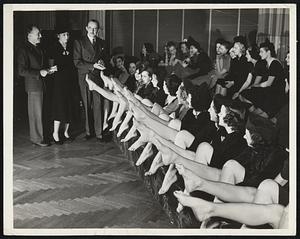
<box><xmin>175</xmin><ymin>164</ymin><xmax>203</xmax><ymax>193</ymax></box>
<box><xmin>145</xmin><ymin>152</ymin><xmax>163</xmax><ymax>176</ymax></box>
<box><xmin>135</xmin><ymin>120</ymin><xmax>155</xmax><ymax>140</ymax></box>
<box><xmin>85</xmin><ymin>77</ymin><xmax>97</xmax><ymax>91</ymax></box>
<box><xmin>173</xmin><ymin>190</ymin><xmax>214</xmax><ymax>222</ymax></box>
<box><xmin>108</xmin><ymin>103</ymin><xmax>118</xmax><ymax>121</ymax></box>
<box><xmin>176</xmin><ymin>188</ymin><xmax>189</xmax><ymax>213</ymax></box>
<box><xmin>135</xmin><ymin>142</ymin><xmax>153</xmax><ymax>166</ymax></box>
<box><xmin>117</xmin><ymin>111</ymin><xmax>132</xmax><ymax>137</ymax></box>
<box><xmin>151</xmin><ymin>136</ymin><xmax>176</xmax><ymax>165</ymax></box>
<box><xmin>128</xmin><ymin>133</ymin><xmax>148</xmax><ymax>151</ymax></box>
<box><xmin>121</xmin><ymin>124</ymin><xmax>137</xmax><ymax>143</ymax></box>
<box><xmin>158</xmin><ymin>164</ymin><xmax>178</xmax><ymax>194</ymax></box>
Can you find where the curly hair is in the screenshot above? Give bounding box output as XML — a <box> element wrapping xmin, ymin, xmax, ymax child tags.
<box><xmin>248</xmin><ymin>131</ymin><xmax>267</xmax><ymax>147</ymax></box>
<box><xmin>259</xmin><ymin>39</ymin><xmax>276</xmax><ymax>57</ymax></box>
<box><xmin>222</xmin><ymin>106</ymin><xmax>245</xmax><ymax>132</ymax></box>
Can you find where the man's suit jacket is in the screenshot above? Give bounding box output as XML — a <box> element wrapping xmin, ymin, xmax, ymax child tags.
<box><xmin>73</xmin><ymin>35</ymin><xmax>107</xmax><ymax>85</ymax></box>
<box><xmin>17</xmin><ymin>41</ymin><xmax>45</xmax><ymax>92</ymax></box>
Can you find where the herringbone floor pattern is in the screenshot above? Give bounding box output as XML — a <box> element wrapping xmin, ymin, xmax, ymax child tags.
<box><xmin>13</xmin><ymin>121</ymin><xmax>175</xmax><ymax>228</ymax></box>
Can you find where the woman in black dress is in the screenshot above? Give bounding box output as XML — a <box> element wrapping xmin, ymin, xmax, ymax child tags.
<box><xmin>248</xmin><ymin>40</ymin><xmax>286</xmax><ymax>118</ymax></box>
<box><xmin>233</xmin><ymin>45</ymin><xmax>268</xmax><ymax>101</ymax></box>
<box><xmin>50</xmin><ymin>26</ymin><xmax>77</xmax><ymax>144</ymax></box>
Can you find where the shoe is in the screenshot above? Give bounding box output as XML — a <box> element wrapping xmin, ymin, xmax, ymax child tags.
<box><xmin>84</xmin><ymin>134</ymin><xmax>94</xmax><ymax>140</ymax></box>
<box><xmin>53</xmin><ymin>138</ymin><xmax>63</xmax><ymax>145</ymax></box>
<box><xmin>32</xmin><ymin>141</ymin><xmax>50</xmax><ymax>147</ymax></box>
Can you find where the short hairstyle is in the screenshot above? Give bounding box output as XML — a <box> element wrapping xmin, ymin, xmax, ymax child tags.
<box><xmin>165</xmin><ymin>74</ymin><xmax>182</xmax><ymax>96</ymax></box>
<box><xmin>184</xmin><ymin>80</ymin><xmax>211</xmax><ymax>111</ymax></box>
<box><xmin>248</xmin><ymin>45</ymin><xmax>260</xmax><ymax>60</ymax></box>
<box><xmin>215</xmin><ymin>38</ymin><xmax>225</xmax><ymax>46</ymax></box>
<box><xmin>212</xmin><ymin>94</ymin><xmax>224</xmax><ymax>114</ymax></box>
<box><xmin>25</xmin><ymin>24</ymin><xmax>38</xmax><ymax>36</ymax></box>
<box><xmin>166</xmin><ymin>41</ymin><xmax>176</xmax><ymax>48</ymax></box>
<box><xmin>143</xmin><ymin>42</ymin><xmax>154</xmax><ymax>54</ymax></box>
<box><xmin>116</xmin><ymin>55</ymin><xmax>125</xmax><ymax>62</ymax></box>
<box><xmin>222</xmin><ymin>106</ymin><xmax>245</xmax><ymax>132</ymax></box>
<box><xmin>259</xmin><ymin>39</ymin><xmax>276</xmax><ymax>57</ymax></box>
<box><xmin>249</xmin><ymin>131</ymin><xmax>266</xmax><ymax>147</ymax></box>
<box><xmin>220</xmin><ymin>40</ymin><xmax>231</xmax><ymax>51</ymax></box>
<box><xmin>87</xmin><ymin>19</ymin><xmax>100</xmax><ymax>28</ymax></box>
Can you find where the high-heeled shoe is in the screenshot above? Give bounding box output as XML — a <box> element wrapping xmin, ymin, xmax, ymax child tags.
<box><xmin>53</xmin><ymin>134</ymin><xmax>63</xmax><ymax>145</ymax></box>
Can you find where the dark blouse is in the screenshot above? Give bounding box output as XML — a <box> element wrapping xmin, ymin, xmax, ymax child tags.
<box><xmin>225</xmin><ymin>55</ymin><xmax>251</xmax><ymax>93</ymax></box>
<box><xmin>124</xmin><ymin>74</ymin><xmax>138</xmax><ymax>92</ymax></box>
<box><xmin>188</xmin><ymin>121</ymin><xmax>218</xmax><ymax>152</ymax></box>
<box><xmin>153</xmin><ymin>88</ymin><xmax>168</xmax><ymax>107</ymax></box>
<box><xmin>186</xmin><ymin>51</ymin><xmax>213</xmax><ymax>79</ymax></box>
<box><xmin>267</xmin><ymin>59</ymin><xmax>286</xmax><ymax>90</ymax></box>
<box><xmin>209</xmin><ymin>131</ymin><xmax>248</xmax><ymax>169</ymax></box>
<box><xmin>180</xmin><ymin>109</ymin><xmax>209</xmax><ymax>134</ymax></box>
<box><xmin>251</xmin><ymin>59</ymin><xmax>268</xmax><ymax>84</ymax></box>
<box><xmin>235</xmin><ymin>145</ymin><xmax>286</xmax><ymax>187</ymax></box>
<box><xmin>136</xmin><ymin>82</ymin><xmax>157</xmax><ymax>103</ymax></box>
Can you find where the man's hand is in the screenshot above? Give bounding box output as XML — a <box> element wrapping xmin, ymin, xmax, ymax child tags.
<box><xmin>40</xmin><ymin>69</ymin><xmax>48</xmax><ymax>77</ymax></box>
<box><xmin>93</xmin><ymin>62</ymin><xmax>106</xmax><ymax>70</ymax></box>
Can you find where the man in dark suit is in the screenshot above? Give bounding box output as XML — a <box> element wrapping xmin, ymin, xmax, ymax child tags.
<box><xmin>17</xmin><ymin>25</ymin><xmax>52</xmax><ymax>147</ymax></box>
<box><xmin>73</xmin><ymin>19</ymin><xmax>108</xmax><ymax>141</ymax></box>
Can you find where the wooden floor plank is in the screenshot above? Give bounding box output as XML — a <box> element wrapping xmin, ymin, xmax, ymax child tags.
<box><xmin>13</xmin><ymin>121</ymin><xmax>174</xmax><ymax>228</ymax></box>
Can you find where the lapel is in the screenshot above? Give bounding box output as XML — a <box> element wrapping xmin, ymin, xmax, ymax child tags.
<box><xmin>26</xmin><ymin>41</ymin><xmax>43</xmax><ymax>67</ymax></box>
<box><xmin>83</xmin><ymin>35</ymin><xmax>96</xmax><ymax>58</ymax></box>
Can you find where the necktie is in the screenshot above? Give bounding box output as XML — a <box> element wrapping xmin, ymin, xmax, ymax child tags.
<box><xmin>92</xmin><ymin>38</ymin><xmax>96</xmax><ymax>49</ymax></box>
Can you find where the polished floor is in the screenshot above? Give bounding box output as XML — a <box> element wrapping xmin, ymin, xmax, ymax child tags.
<box><xmin>13</xmin><ymin>119</ymin><xmax>175</xmax><ymax>228</ymax></box>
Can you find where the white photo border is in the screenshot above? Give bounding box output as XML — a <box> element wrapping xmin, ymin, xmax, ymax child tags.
<box><xmin>3</xmin><ymin>3</ymin><xmax>297</xmax><ymax>236</ymax></box>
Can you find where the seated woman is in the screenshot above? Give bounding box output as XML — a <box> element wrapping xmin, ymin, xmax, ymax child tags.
<box><xmin>218</xmin><ymin>113</ymin><xmax>285</xmax><ymax>188</ymax></box>
<box><xmin>143</xmin><ymin>92</ymin><xmax>221</xmax><ymax>176</ymax></box>
<box><xmin>232</xmin><ymin>45</ymin><xmax>268</xmax><ymax>101</ymax></box>
<box><xmin>144</xmin><ymin>99</ymin><xmax>247</xmax><ymax>181</ymax></box>
<box><xmin>114</xmin><ymin>55</ymin><xmax>129</xmax><ymax>85</ymax></box>
<box><xmin>140</xmin><ymin>42</ymin><xmax>160</xmax><ymax>70</ymax></box>
<box><xmin>130</xmin><ymin>95</ymin><xmax>247</xmax><ymax>194</ymax></box>
<box><xmin>164</xmin><ymin>41</ymin><xmax>183</xmax><ymax>75</ymax></box>
<box><xmin>244</xmin><ymin>39</ymin><xmax>286</xmax><ymax>119</ymax></box>
<box><xmin>173</xmin><ymin>83</ymin><xmax>190</xmax><ymax>120</ymax></box>
<box><xmin>183</xmin><ymin>36</ymin><xmax>213</xmax><ymax>84</ymax></box>
<box><xmin>124</xmin><ymin>60</ymin><xmax>138</xmax><ymax>93</ymax></box>
<box><xmin>213</xmin><ymin>39</ymin><xmax>231</xmax><ymax>93</ymax></box>
<box><xmin>177</xmin><ymin>39</ymin><xmax>189</xmax><ymax>61</ymax></box>
<box><xmin>173</xmin><ymin>144</ymin><xmax>289</xmax><ymax>228</ymax></box>
<box><xmin>151</xmin><ymin>73</ymin><xmax>182</xmax><ymax>119</ymax></box>
<box><xmin>218</xmin><ymin>36</ymin><xmax>251</xmax><ymax>97</ymax></box>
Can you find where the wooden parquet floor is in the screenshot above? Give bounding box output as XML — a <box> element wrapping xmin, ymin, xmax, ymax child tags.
<box><xmin>13</xmin><ymin>121</ymin><xmax>175</xmax><ymax>228</ymax></box>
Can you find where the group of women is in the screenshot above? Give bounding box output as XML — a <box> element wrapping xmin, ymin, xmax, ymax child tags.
<box><xmin>48</xmin><ymin>27</ymin><xmax>290</xmax><ymax>229</ymax></box>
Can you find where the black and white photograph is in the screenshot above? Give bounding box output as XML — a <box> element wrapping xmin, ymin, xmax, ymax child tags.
<box><xmin>3</xmin><ymin>3</ymin><xmax>296</xmax><ymax>236</ymax></box>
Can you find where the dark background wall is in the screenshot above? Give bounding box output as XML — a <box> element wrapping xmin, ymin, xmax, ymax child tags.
<box><xmin>108</xmin><ymin>9</ymin><xmax>259</xmax><ymax>59</ymax></box>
